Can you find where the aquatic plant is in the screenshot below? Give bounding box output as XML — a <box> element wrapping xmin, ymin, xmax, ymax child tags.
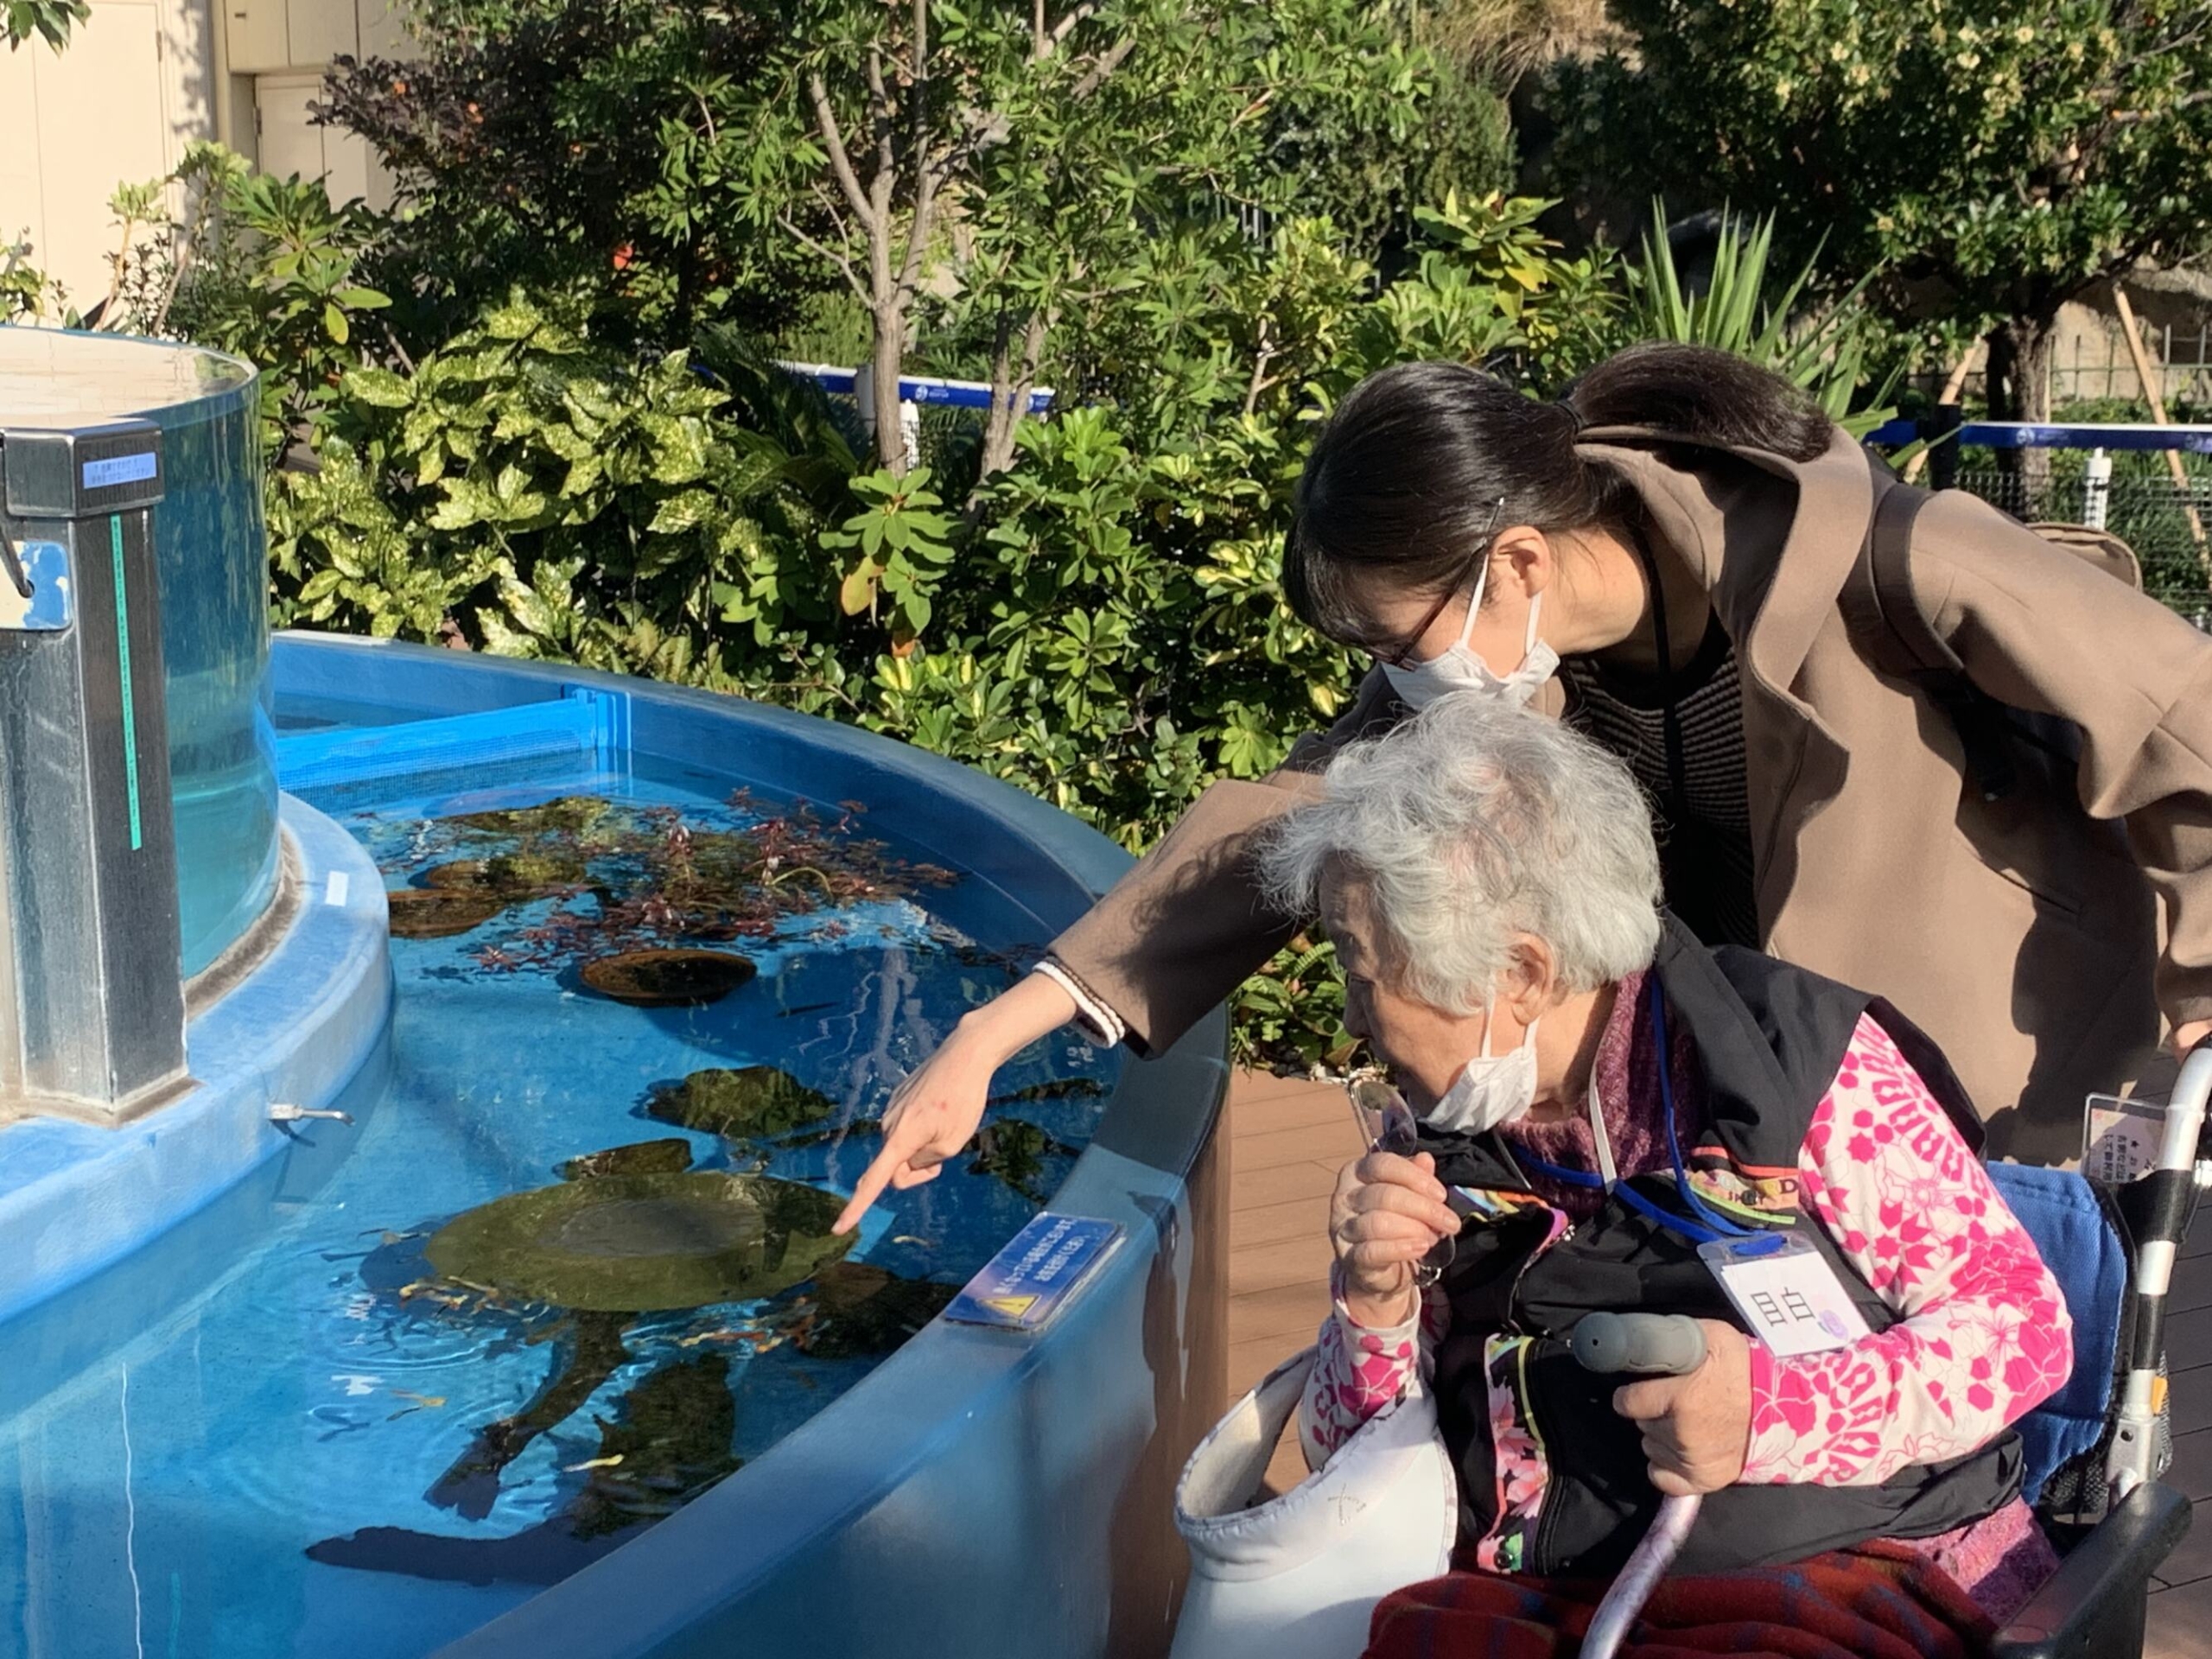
<box><xmin>381</xmin><ymin>791</ymin><xmax>956</xmax><ymax>976</ymax></box>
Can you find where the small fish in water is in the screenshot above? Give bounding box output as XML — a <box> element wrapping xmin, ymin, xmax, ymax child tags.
<box><xmin>775</xmin><ymin>1001</ymin><xmax>840</xmax><ymax>1018</ymax></box>
<box><xmin>890</xmin><ymin>1236</ymin><xmax>929</xmax><ymax>1249</ymax></box>
<box><xmin>387</xmin><ymin>1389</ymin><xmax>448</xmax><ymax>1421</ymax></box>
<box><xmin>563</xmin><ymin>1455</ymin><xmax>625</xmax><ymax>1473</ymax></box>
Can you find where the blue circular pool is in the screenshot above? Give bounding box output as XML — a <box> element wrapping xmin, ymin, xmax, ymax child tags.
<box><xmin>0</xmin><ymin>635</ymin><xmax>1228</xmax><ymax>1659</ymax></box>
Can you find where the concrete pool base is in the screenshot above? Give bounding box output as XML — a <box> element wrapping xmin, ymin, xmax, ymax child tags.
<box><xmin>0</xmin><ymin>794</ymin><xmax>391</xmax><ymax>1334</ymax></box>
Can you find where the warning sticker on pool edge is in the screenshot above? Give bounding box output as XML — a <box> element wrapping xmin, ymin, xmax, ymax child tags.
<box><xmin>945</xmin><ymin>1213</ymin><xmax>1124</xmax><ymax>1332</ymax></box>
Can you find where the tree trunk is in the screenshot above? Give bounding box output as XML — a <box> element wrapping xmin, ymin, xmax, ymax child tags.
<box><xmin>870</xmin><ymin>307</ymin><xmax>908</xmax><ymax>474</ymax></box>
<box><xmin>975</xmin><ymin>308</ymin><xmax>1049</xmax><ymax>489</ymax></box>
<box><xmin>1984</xmin><ymin>315</ymin><xmax>2057</xmax><ymax>505</ymax></box>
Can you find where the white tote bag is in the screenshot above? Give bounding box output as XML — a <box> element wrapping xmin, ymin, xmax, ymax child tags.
<box><xmin>1170</xmin><ymin>1345</ymin><xmax>1459</xmax><ymax>1659</ymax></box>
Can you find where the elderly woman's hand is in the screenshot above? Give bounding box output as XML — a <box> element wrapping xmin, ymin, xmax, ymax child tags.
<box><xmin>1329</xmin><ymin>1150</ymin><xmax>1462</xmax><ymax>1328</ymax></box>
<box><xmin>1611</xmin><ymin>1319</ymin><xmax>1752</xmax><ymax>1496</ymax></box>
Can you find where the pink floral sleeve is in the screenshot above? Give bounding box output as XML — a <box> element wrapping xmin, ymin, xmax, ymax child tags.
<box><xmin>1741</xmin><ymin>1014</ymin><xmax>2074</xmax><ymax>1487</ymax></box>
<box><xmin>1296</xmin><ymin>1263</ymin><xmax>1446</xmax><ymax>1471</ymax></box>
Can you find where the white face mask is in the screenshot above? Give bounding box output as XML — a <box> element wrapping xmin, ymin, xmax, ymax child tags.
<box><xmin>1421</xmin><ymin>1006</ymin><xmax>1540</xmax><ymax>1136</ymax></box>
<box><xmin>1381</xmin><ymin>556</ymin><xmax>1560</xmax><ymax>713</ymax></box>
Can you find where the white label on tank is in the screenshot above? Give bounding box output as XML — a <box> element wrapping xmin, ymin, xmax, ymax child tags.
<box><xmin>325</xmin><ymin>871</ymin><xmax>350</xmax><ymax>907</ymax></box>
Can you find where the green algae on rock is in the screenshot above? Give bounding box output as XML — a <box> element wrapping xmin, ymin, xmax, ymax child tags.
<box><xmin>645</xmin><ymin>1066</ymin><xmax>836</xmax><ymax>1141</ymax></box>
<box><xmin>558</xmin><ymin>1139</ymin><xmax>696</xmax><ymax>1181</ymax></box>
<box><xmin>424</xmin><ymin>1173</ymin><xmax>851</xmax><ymax>1313</ymax></box>
<box><xmin>578</xmin><ymin>948</ymin><xmax>757</xmax><ymax>1007</ymax></box>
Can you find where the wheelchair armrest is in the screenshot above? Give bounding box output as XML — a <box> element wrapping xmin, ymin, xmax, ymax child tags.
<box><xmin>1988</xmin><ymin>1483</ymin><xmax>2191</xmax><ymax>1659</ymax></box>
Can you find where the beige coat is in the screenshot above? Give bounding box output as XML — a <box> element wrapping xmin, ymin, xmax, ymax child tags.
<box><xmin>1048</xmin><ymin>425</ymin><xmax>2212</xmax><ymax>1161</ymax></box>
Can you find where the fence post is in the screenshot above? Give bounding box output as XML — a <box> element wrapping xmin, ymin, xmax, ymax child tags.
<box><xmin>2083</xmin><ymin>448</ymin><xmax>2112</xmax><ymax>530</ymax></box>
<box><xmin>1930</xmin><ymin>403</ymin><xmax>1962</xmax><ymax>492</ymax></box>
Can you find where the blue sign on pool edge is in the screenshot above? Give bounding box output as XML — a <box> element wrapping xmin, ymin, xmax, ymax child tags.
<box><xmin>945</xmin><ymin>1212</ymin><xmax>1125</xmax><ymax>1332</ymax></box>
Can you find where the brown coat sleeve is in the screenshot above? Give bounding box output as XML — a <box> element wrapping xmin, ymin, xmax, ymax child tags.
<box><xmin>1046</xmin><ymin>668</ymin><xmax>1404</xmax><ymax>1057</ymax></box>
<box><xmin>1910</xmin><ymin>490</ymin><xmax>2212</xmax><ymax>1030</ymax></box>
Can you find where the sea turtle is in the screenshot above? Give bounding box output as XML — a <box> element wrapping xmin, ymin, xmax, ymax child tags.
<box><xmin>965</xmin><ymin>1119</ymin><xmax>1079</xmax><ymax>1206</ymax></box>
<box><xmin>417</xmin><ymin>1172</ymin><xmax>848</xmax><ymax>1515</ymax></box>
<box><xmin>791</xmin><ymin>1261</ymin><xmax>958</xmax><ymax>1362</ymax></box>
<box><xmin>578</xmin><ymin>948</ymin><xmax>758</xmax><ymax>1007</ymax></box>
<box><xmin>308</xmin><ymin>1352</ymin><xmax>742</xmax><ymax>1587</ymax></box>
<box><xmin>558</xmin><ymin>1139</ymin><xmax>695</xmax><ymax>1181</ymax></box>
<box><xmin>385</xmin><ymin>887</ymin><xmax>505</xmax><ymax>940</ymax></box>
<box><xmin>447</xmin><ymin>796</ymin><xmax>613</xmax><ymax>836</ymax></box>
<box><xmin>643</xmin><ymin>1066</ymin><xmax>836</xmax><ymax>1141</ymax></box>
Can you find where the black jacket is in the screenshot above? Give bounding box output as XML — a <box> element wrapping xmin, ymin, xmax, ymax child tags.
<box><xmin>1425</xmin><ymin>918</ymin><xmax>2024</xmax><ymax>1576</ymax></box>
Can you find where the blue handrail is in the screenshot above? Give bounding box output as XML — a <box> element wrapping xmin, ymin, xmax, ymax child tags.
<box><xmin>778</xmin><ymin>360</ymin><xmax>1057</xmax><ymax>416</ymax></box>
<box><xmin>1867</xmin><ymin>419</ymin><xmax>2212</xmax><ymax>454</ymax></box>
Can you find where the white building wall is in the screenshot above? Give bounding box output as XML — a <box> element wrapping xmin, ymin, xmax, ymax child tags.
<box><xmin>0</xmin><ymin>0</ymin><xmax>398</xmax><ymax>312</ymax></box>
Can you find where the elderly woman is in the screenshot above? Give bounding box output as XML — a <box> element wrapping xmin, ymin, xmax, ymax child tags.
<box><xmin>1262</xmin><ymin>696</ymin><xmax>2073</xmax><ymax>1624</ymax></box>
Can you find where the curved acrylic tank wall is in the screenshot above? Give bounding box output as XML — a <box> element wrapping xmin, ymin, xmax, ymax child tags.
<box><xmin>0</xmin><ymin>329</ymin><xmax>277</xmax><ymax>976</ymax></box>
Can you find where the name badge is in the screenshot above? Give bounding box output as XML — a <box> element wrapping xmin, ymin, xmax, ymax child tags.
<box><xmin>1698</xmin><ymin>1234</ymin><xmax>1869</xmax><ymax>1357</ymax></box>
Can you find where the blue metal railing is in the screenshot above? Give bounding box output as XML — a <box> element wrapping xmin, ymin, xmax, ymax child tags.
<box><xmin>778</xmin><ymin>361</ymin><xmax>1056</xmax><ymax>416</ymax></box>
<box><xmin>1868</xmin><ymin>419</ymin><xmax>2212</xmax><ymax>454</ymax></box>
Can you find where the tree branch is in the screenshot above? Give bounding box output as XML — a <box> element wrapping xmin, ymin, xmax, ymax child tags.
<box><xmin>1041</xmin><ymin>1</ymin><xmax>1098</xmax><ymax>59</ymax></box>
<box><xmin>866</xmin><ymin>47</ymin><xmax>897</xmax><ymax>184</ymax></box>
<box><xmin>1242</xmin><ymin>315</ymin><xmax>1277</xmax><ymax>416</ymax></box>
<box><xmin>779</xmin><ymin>205</ymin><xmax>869</xmax><ymax>302</ymax></box>
<box><xmin>808</xmin><ymin>71</ymin><xmax>879</xmax><ymax>231</ymax></box>
<box><xmin>1070</xmin><ymin>35</ymin><xmax>1136</xmax><ymax>101</ymax></box>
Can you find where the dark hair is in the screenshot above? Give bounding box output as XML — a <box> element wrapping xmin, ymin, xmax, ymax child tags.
<box><xmin>1284</xmin><ymin>344</ymin><xmax>1834</xmax><ymax>649</ymax></box>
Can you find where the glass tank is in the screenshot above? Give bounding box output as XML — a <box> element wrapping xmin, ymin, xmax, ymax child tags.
<box><xmin>0</xmin><ymin>329</ymin><xmax>277</xmax><ymax>976</ymax></box>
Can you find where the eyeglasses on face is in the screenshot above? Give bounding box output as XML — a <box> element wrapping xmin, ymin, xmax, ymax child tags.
<box><xmin>1368</xmin><ymin>498</ymin><xmax>1509</xmax><ymax>671</ymax></box>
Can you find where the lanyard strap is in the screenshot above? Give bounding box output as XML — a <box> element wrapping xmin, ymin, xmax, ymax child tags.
<box><xmin>1515</xmin><ymin>981</ymin><xmax>1758</xmax><ymax>1247</ymax></box>
<box><xmin>1649</xmin><ymin>978</ymin><xmax>1758</xmax><ymax>1242</ymax></box>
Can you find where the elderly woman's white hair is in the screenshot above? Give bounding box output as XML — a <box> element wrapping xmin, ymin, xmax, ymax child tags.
<box><xmin>1262</xmin><ymin>696</ymin><xmax>1663</xmax><ymax>1012</ymax></box>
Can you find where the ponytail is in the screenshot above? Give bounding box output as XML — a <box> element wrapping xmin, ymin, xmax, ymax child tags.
<box><xmin>1560</xmin><ymin>342</ymin><xmax>1832</xmax><ymax>464</ymax></box>
<box><xmin>1286</xmin><ymin>345</ymin><xmax>1833</xmax><ymax>649</ymax></box>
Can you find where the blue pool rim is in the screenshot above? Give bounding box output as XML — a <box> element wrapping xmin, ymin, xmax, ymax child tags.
<box><xmin>270</xmin><ymin>632</ymin><xmax>1232</xmax><ymax>1659</ymax></box>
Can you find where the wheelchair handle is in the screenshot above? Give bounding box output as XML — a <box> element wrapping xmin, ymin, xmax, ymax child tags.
<box><xmin>1573</xmin><ymin>1313</ymin><xmax>1708</xmax><ymax>1378</ymax></box>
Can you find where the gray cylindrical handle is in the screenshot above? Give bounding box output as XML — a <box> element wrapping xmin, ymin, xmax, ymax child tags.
<box><xmin>1572</xmin><ymin>1313</ymin><xmax>1707</xmax><ymax>1377</ymax></box>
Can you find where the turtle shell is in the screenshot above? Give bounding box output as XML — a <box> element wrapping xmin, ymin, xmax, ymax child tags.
<box><xmin>645</xmin><ymin>1066</ymin><xmax>836</xmax><ymax>1140</ymax></box>
<box><xmin>579</xmin><ymin>949</ymin><xmax>758</xmax><ymax>1007</ymax></box>
<box><xmin>386</xmin><ymin>887</ymin><xmax>505</xmax><ymax>939</ymax></box>
<box><xmin>426</xmin><ymin>1172</ymin><xmax>850</xmax><ymax>1313</ymax></box>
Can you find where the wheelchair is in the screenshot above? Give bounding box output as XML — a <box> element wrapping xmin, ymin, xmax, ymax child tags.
<box><xmin>1979</xmin><ymin>1036</ymin><xmax>2212</xmax><ymax>1659</ymax></box>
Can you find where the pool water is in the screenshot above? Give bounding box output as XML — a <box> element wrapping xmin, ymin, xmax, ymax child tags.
<box><xmin>0</xmin><ymin>760</ymin><xmax>1117</xmax><ymax>1659</ymax></box>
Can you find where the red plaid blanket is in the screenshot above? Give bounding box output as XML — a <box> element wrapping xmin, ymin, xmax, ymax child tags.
<box><xmin>1363</xmin><ymin>1541</ymin><xmax>1996</xmax><ymax>1659</ymax></box>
